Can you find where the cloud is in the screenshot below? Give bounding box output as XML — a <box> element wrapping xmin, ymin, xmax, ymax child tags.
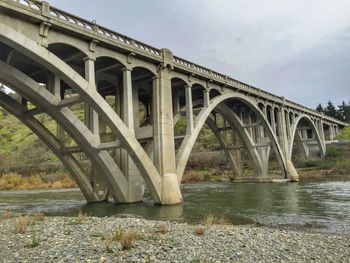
<box><xmin>47</xmin><ymin>0</ymin><xmax>350</xmax><ymax>108</ymax></box>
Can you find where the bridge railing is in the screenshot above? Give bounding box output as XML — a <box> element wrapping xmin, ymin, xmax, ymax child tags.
<box><xmin>6</xmin><ymin>0</ymin><xmax>162</xmax><ymax>58</ymax></box>
<box><xmin>48</xmin><ymin>3</ymin><xmax>162</xmax><ymax>57</ymax></box>
<box><xmin>172</xmin><ymin>55</ymin><xmax>346</xmax><ymax>125</ymax></box>
<box><xmin>2</xmin><ymin>0</ymin><xmax>347</xmax><ymax>126</ymax></box>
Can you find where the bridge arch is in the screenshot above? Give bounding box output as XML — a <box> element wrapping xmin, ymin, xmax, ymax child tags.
<box><xmin>47</xmin><ymin>42</ymin><xmax>87</xmax><ymax>78</ymax></box>
<box><xmin>289</xmin><ymin>115</ymin><xmax>325</xmax><ymax>159</ymax></box>
<box><xmin>0</xmin><ymin>91</ymin><xmax>99</xmax><ymax>202</ymax></box>
<box><xmin>95</xmin><ymin>55</ymin><xmax>126</xmax><ymax>68</ymax></box>
<box><xmin>48</xmin><ymin>41</ymin><xmax>89</xmax><ymax>57</ymax></box>
<box><xmin>0</xmin><ymin>22</ymin><xmax>163</xmax><ymax>203</ymax></box>
<box><xmin>176</xmin><ymin>92</ymin><xmax>287</xmax><ymax>183</ymax></box>
<box><xmin>170</xmin><ymin>74</ymin><xmax>189</xmax><ymax>86</ymax></box>
<box><xmin>209</xmin><ymin>88</ymin><xmax>221</xmax><ymax>99</ymax></box>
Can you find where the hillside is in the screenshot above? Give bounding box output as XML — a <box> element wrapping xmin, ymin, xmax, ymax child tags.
<box><xmin>0</xmin><ymin>103</ymin><xmax>349</xmax><ymax>188</ymax></box>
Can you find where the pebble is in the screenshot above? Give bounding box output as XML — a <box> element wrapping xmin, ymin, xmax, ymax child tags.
<box><xmin>0</xmin><ymin>216</ymin><xmax>349</xmax><ymax>262</ymax></box>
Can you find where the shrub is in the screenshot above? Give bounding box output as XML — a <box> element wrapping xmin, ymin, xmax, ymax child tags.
<box><xmin>112</xmin><ymin>226</ymin><xmax>123</xmax><ymax>241</ymax></box>
<box><xmin>336</xmin><ymin>126</ymin><xmax>350</xmax><ymax>140</ymax></box>
<box><xmin>33</xmin><ymin>212</ymin><xmax>45</xmax><ymax>222</ymax></box>
<box><xmin>0</xmin><ymin>173</ymin><xmax>24</xmax><ymax>190</ymax></box>
<box><xmin>14</xmin><ymin>216</ymin><xmax>30</xmax><ymax>234</ymax></box>
<box><xmin>202</xmin><ymin>213</ymin><xmax>215</xmax><ymax>227</ymax></box>
<box><xmin>325</xmin><ymin>146</ymin><xmax>340</xmax><ymax>158</ymax></box>
<box><xmin>194</xmin><ymin>226</ymin><xmax>205</xmax><ymax>236</ymax></box>
<box><xmin>103</xmin><ymin>238</ymin><xmax>114</xmax><ymax>253</ymax></box>
<box><xmin>2</xmin><ymin>210</ymin><xmax>13</xmax><ymax>219</ymax></box>
<box><xmin>120</xmin><ymin>231</ymin><xmax>136</xmax><ymax>250</ymax></box>
<box><xmin>26</xmin><ymin>232</ymin><xmax>40</xmax><ymax>248</ymax></box>
<box><xmin>201</xmin><ymin>213</ymin><xmax>231</xmax><ymax>227</ymax></box>
<box><xmin>334</xmin><ymin>160</ymin><xmax>350</xmax><ymax>175</ymax></box>
<box><xmin>76</xmin><ymin>210</ymin><xmax>87</xmax><ymax>224</ymax></box>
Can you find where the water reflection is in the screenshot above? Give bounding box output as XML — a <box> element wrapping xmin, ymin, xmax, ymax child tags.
<box><xmin>0</xmin><ymin>181</ymin><xmax>349</xmax><ymax>234</ymax></box>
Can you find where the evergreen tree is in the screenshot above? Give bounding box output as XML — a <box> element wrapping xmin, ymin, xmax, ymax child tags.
<box><xmin>324</xmin><ymin>101</ymin><xmax>337</xmax><ymax>118</ymax></box>
<box><xmin>316</xmin><ymin>103</ymin><xmax>324</xmax><ymax>113</ymax></box>
<box><xmin>339</xmin><ymin>100</ymin><xmax>350</xmax><ymax>122</ymax></box>
<box><xmin>338</xmin><ymin>101</ymin><xmax>347</xmax><ymax>121</ymax></box>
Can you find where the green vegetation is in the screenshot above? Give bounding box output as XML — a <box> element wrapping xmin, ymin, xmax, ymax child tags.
<box><xmin>336</xmin><ymin>125</ymin><xmax>350</xmax><ymax>140</ymax></box>
<box><xmin>0</xmin><ymin>94</ymin><xmax>349</xmax><ymax>191</ymax></box>
<box><xmin>25</xmin><ymin>232</ymin><xmax>40</xmax><ymax>248</ymax></box>
<box><xmin>295</xmin><ymin>142</ymin><xmax>350</xmax><ymax>180</ymax></box>
<box><xmin>316</xmin><ymin>99</ymin><xmax>350</xmax><ymax>122</ymax></box>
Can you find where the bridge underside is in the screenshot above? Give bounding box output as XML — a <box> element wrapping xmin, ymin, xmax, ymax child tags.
<box><xmin>0</xmin><ymin>2</ymin><xmax>345</xmax><ymax>205</ymax></box>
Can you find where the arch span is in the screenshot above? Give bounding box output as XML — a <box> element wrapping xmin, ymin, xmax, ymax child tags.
<box><xmin>289</xmin><ymin>115</ymin><xmax>325</xmax><ymax>158</ymax></box>
<box><xmin>0</xmin><ymin>91</ymin><xmax>100</xmax><ymax>202</ymax></box>
<box><xmin>176</xmin><ymin>92</ymin><xmax>287</xmax><ymax>183</ymax></box>
<box><xmin>0</xmin><ymin>23</ymin><xmax>163</xmax><ymax>203</ymax></box>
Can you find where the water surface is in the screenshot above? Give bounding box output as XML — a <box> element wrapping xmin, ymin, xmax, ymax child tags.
<box><xmin>1</xmin><ymin>181</ymin><xmax>349</xmax><ymax>234</ymax></box>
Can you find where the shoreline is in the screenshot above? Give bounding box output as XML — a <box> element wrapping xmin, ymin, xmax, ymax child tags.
<box><xmin>0</xmin><ymin>215</ymin><xmax>348</xmax><ymax>262</ymax></box>
<box><xmin>0</xmin><ymin>170</ymin><xmax>348</xmax><ymax>191</ymax></box>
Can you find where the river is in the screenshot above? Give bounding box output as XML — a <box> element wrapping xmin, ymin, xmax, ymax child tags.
<box><xmin>1</xmin><ymin>180</ymin><xmax>349</xmax><ymax>234</ymax></box>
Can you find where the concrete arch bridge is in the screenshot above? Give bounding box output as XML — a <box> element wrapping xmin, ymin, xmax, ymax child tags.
<box><xmin>0</xmin><ymin>0</ymin><xmax>346</xmax><ymax>205</ymax></box>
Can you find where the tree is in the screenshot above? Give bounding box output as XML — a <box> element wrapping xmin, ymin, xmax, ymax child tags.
<box><xmin>316</xmin><ymin>103</ymin><xmax>324</xmax><ymax>113</ymax></box>
<box><xmin>338</xmin><ymin>100</ymin><xmax>350</xmax><ymax>122</ymax></box>
<box><xmin>338</xmin><ymin>101</ymin><xmax>346</xmax><ymax>121</ymax></box>
<box><xmin>324</xmin><ymin>101</ymin><xmax>337</xmax><ymax>119</ymax></box>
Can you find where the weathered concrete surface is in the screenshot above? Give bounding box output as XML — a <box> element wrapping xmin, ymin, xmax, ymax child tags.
<box><xmin>0</xmin><ymin>0</ymin><xmax>347</xmax><ymax>205</ymax></box>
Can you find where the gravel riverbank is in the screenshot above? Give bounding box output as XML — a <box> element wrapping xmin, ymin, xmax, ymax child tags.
<box><xmin>0</xmin><ymin>215</ymin><xmax>349</xmax><ymax>263</ymax></box>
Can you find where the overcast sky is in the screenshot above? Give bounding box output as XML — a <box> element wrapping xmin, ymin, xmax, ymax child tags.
<box><xmin>48</xmin><ymin>0</ymin><xmax>350</xmax><ymax>109</ymax></box>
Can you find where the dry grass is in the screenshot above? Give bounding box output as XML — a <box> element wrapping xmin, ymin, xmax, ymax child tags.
<box><xmin>102</xmin><ymin>237</ymin><xmax>114</xmax><ymax>253</ymax></box>
<box><xmin>33</xmin><ymin>212</ymin><xmax>45</xmax><ymax>222</ymax></box>
<box><xmin>109</xmin><ymin>227</ymin><xmax>140</xmax><ymax>250</ymax></box>
<box><xmin>0</xmin><ymin>172</ymin><xmax>76</xmax><ymax>190</ymax></box>
<box><xmin>112</xmin><ymin>226</ymin><xmax>123</xmax><ymax>241</ymax></box>
<box><xmin>202</xmin><ymin>213</ymin><xmax>215</xmax><ymax>227</ymax></box>
<box><xmin>155</xmin><ymin>225</ymin><xmax>169</xmax><ymax>235</ymax></box>
<box><xmin>76</xmin><ymin>210</ymin><xmax>87</xmax><ymax>224</ymax></box>
<box><xmin>120</xmin><ymin>231</ymin><xmax>136</xmax><ymax>250</ymax></box>
<box><xmin>2</xmin><ymin>210</ymin><xmax>13</xmax><ymax>219</ymax></box>
<box><xmin>201</xmin><ymin>213</ymin><xmax>231</xmax><ymax>227</ymax></box>
<box><xmin>334</xmin><ymin>160</ymin><xmax>350</xmax><ymax>175</ymax></box>
<box><xmin>194</xmin><ymin>226</ymin><xmax>205</xmax><ymax>236</ymax></box>
<box><xmin>14</xmin><ymin>216</ymin><xmax>30</xmax><ymax>234</ymax></box>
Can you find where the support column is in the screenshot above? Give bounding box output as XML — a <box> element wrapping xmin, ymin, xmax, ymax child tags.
<box><xmin>316</xmin><ymin>120</ymin><xmax>326</xmax><ymax>157</ymax></box>
<box><xmin>286</xmin><ymin>112</ymin><xmax>291</xmax><ymax>140</ymax></box>
<box><xmin>114</xmin><ymin>87</ymin><xmax>122</xmax><ymax>168</ymax></box>
<box><xmin>277</xmin><ymin>107</ymin><xmax>299</xmax><ymax>181</ymax></box>
<box><xmin>203</xmin><ymin>89</ymin><xmax>210</xmax><ymax>107</ymax></box>
<box><xmin>84</xmin><ymin>57</ymin><xmax>99</xmax><ymax>135</ymax></box>
<box><xmin>122</xmin><ymin>67</ymin><xmax>134</xmax><ymax>132</ymax></box>
<box><xmin>185</xmin><ymin>85</ymin><xmax>194</xmax><ymax>135</ymax></box>
<box><xmin>270</xmin><ymin>107</ymin><xmax>276</xmax><ymax>135</ymax></box>
<box><xmin>319</xmin><ymin>120</ymin><xmax>325</xmax><ymax>147</ymax></box>
<box><xmin>329</xmin><ymin>126</ymin><xmax>334</xmax><ymax>140</ymax></box>
<box><xmin>172</xmin><ymin>92</ymin><xmax>180</xmax><ymax>117</ymax></box>
<box><xmin>152</xmin><ymin>62</ymin><xmax>182</xmax><ymax>205</ymax></box>
<box><xmin>133</xmin><ymin>85</ymin><xmax>141</xmax><ymax>129</ymax></box>
<box><xmin>301</xmin><ymin>128</ymin><xmax>307</xmax><ymax>141</ymax></box>
<box><xmin>121</xmin><ymin>67</ymin><xmax>144</xmax><ymax>203</ymax></box>
<box><xmin>47</xmin><ymin>74</ymin><xmax>64</xmax><ymax>141</ymax></box>
<box><xmin>84</xmin><ymin>56</ymin><xmax>109</xmax><ymax>201</ymax></box>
